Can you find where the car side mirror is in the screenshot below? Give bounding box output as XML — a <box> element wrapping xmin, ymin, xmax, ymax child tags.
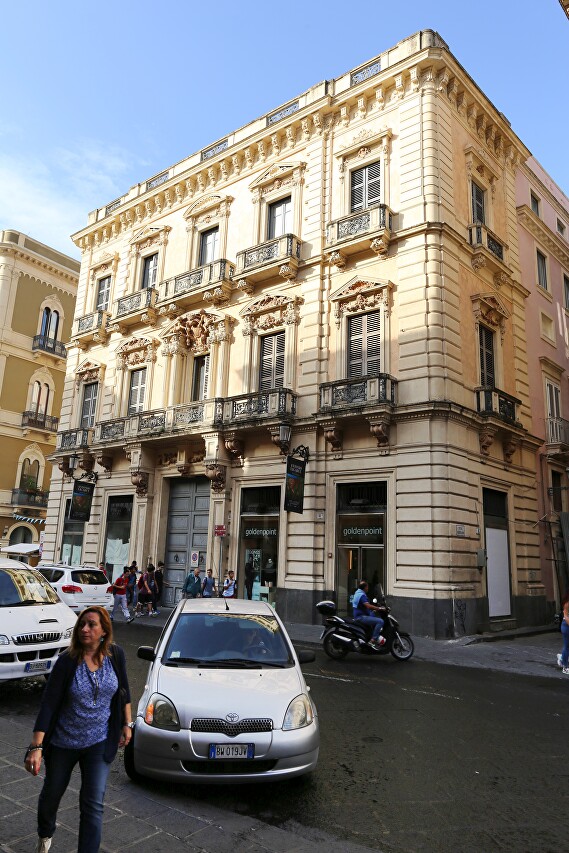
<box><xmin>137</xmin><ymin>646</ymin><xmax>156</xmax><ymax>662</ymax></box>
<box><xmin>296</xmin><ymin>649</ymin><xmax>316</xmax><ymax>664</ymax></box>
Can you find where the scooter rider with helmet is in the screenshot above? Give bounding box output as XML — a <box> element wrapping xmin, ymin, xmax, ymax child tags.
<box><xmin>353</xmin><ymin>580</ymin><xmax>386</xmax><ymax>649</ymax></box>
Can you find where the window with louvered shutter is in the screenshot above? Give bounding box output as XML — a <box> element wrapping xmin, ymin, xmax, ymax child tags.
<box><xmin>471</xmin><ymin>182</ymin><xmax>485</xmax><ymax>224</ymax></box>
<box><xmin>347</xmin><ymin>311</ymin><xmax>381</xmax><ymax>377</ymax></box>
<box><xmin>479</xmin><ymin>325</ymin><xmax>495</xmax><ymax>387</ymax></box>
<box><xmin>537</xmin><ymin>250</ymin><xmax>548</xmax><ymax>290</ymax></box>
<box><xmin>199</xmin><ymin>228</ymin><xmax>219</xmax><ymax>266</ymax></box>
<box><xmin>191</xmin><ymin>354</ymin><xmax>210</xmax><ymax>401</ymax></box>
<box><xmin>259</xmin><ymin>331</ymin><xmax>285</xmax><ymax>391</ymax></box>
<box><xmin>128</xmin><ymin>368</ymin><xmax>146</xmax><ymax>415</ymax></box>
<box><xmin>268</xmin><ymin>197</ymin><xmax>292</xmax><ymax>239</ymax></box>
<box><xmin>81</xmin><ymin>382</ymin><xmax>98</xmax><ymax>428</ymax></box>
<box><xmin>350</xmin><ymin>161</ymin><xmax>381</xmax><ymax>213</ymax></box>
<box><xmin>141</xmin><ymin>254</ymin><xmax>158</xmax><ymax>289</ymax></box>
<box><xmin>96</xmin><ymin>276</ymin><xmax>111</xmax><ymax>311</ymax></box>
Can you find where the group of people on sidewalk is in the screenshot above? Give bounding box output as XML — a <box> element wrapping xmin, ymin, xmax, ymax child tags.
<box><xmin>182</xmin><ymin>566</ymin><xmax>237</xmax><ymax>599</ymax></box>
<box><xmin>109</xmin><ymin>560</ymin><xmax>164</xmax><ymax>623</ymax></box>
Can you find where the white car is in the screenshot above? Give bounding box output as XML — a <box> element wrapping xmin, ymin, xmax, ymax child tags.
<box><xmin>37</xmin><ymin>563</ymin><xmax>113</xmax><ymax>614</ymax></box>
<box><xmin>0</xmin><ymin>559</ymin><xmax>77</xmax><ymax>681</ymax></box>
<box><xmin>126</xmin><ymin>598</ymin><xmax>319</xmax><ymax>784</ymax></box>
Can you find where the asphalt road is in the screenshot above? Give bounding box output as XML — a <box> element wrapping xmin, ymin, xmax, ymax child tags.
<box><xmin>3</xmin><ymin>620</ymin><xmax>566</xmax><ymax>853</ymax></box>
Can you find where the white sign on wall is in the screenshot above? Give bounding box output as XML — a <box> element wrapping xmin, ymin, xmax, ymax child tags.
<box><xmin>191</xmin><ymin>550</ymin><xmax>199</xmax><ymax>567</ymax></box>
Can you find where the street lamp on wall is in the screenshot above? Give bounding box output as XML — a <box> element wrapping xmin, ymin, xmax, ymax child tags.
<box><xmin>67</xmin><ymin>453</ymin><xmax>98</xmax><ymax>483</ymax></box>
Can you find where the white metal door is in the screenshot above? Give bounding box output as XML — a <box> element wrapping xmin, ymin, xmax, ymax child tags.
<box><xmin>486</xmin><ymin>527</ymin><xmax>511</xmax><ymax>617</ymax></box>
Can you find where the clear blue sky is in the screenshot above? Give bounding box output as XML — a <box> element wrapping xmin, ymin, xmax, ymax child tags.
<box><xmin>1</xmin><ymin>0</ymin><xmax>567</xmax><ymax>258</ymax></box>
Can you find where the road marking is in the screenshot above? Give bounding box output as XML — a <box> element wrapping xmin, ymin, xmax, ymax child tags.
<box><xmin>307</xmin><ymin>672</ymin><xmax>354</xmax><ymax>683</ymax></box>
<box><xmin>402</xmin><ymin>687</ymin><xmax>462</xmax><ymax>700</ymax></box>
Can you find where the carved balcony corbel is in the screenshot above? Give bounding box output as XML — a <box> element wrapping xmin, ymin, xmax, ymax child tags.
<box><xmin>58</xmin><ymin>458</ymin><xmax>72</xmax><ymax>477</ymax></box>
<box><xmin>224</xmin><ymin>437</ymin><xmax>244</xmax><ymax>461</ymax></box>
<box><xmin>95</xmin><ymin>455</ymin><xmax>113</xmax><ymax>474</ymax></box>
<box><xmin>367</xmin><ymin>418</ymin><xmax>390</xmax><ymax>449</ymax></box>
<box><xmin>131</xmin><ymin>470</ymin><xmax>149</xmax><ymax>497</ymax></box>
<box><xmin>479</xmin><ymin>425</ymin><xmax>497</xmax><ymax>457</ymax></box>
<box><xmin>237</xmin><ymin>279</ymin><xmax>254</xmax><ymax>296</ymax></box>
<box><xmin>279</xmin><ymin>263</ymin><xmax>296</xmax><ymax>283</ymax></box>
<box><xmin>205</xmin><ymin>463</ymin><xmax>226</xmax><ymax>492</ymax></box>
<box><xmin>329</xmin><ymin>250</ymin><xmax>347</xmax><ymax>270</ymax></box>
<box><xmin>503</xmin><ymin>436</ymin><xmax>519</xmax><ymax>465</ymax></box>
<box><xmin>370</xmin><ymin>234</ymin><xmax>390</xmax><ymax>258</ymax></box>
<box><xmin>324</xmin><ymin>426</ymin><xmax>343</xmax><ymax>452</ymax></box>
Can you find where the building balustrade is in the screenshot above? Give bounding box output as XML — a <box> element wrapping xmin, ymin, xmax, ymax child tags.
<box><xmin>22</xmin><ymin>411</ymin><xmax>59</xmax><ymax>432</ymax></box>
<box><xmin>326</xmin><ymin>205</ymin><xmax>393</xmax><ymax>262</ymax></box>
<box><xmin>93</xmin><ymin>400</ymin><xmax>225</xmax><ymax>445</ymax></box>
<box><xmin>546</xmin><ymin>417</ymin><xmax>569</xmax><ymax>448</ymax></box>
<box><xmin>11</xmin><ymin>488</ymin><xmax>49</xmax><ymax>508</ymax></box>
<box><xmin>468</xmin><ymin>222</ymin><xmax>507</xmax><ymax>272</ymax></box>
<box><xmin>112</xmin><ymin>287</ymin><xmax>158</xmax><ymax>329</ymax></box>
<box><xmin>73</xmin><ymin>309</ymin><xmax>110</xmax><ymax>343</ymax></box>
<box><xmin>56</xmin><ymin>428</ymin><xmax>94</xmax><ymax>452</ymax></box>
<box><xmin>235</xmin><ymin>234</ymin><xmax>301</xmax><ymax>285</ymax></box>
<box><xmin>32</xmin><ymin>335</ymin><xmax>67</xmax><ymax>359</ymax></box>
<box><xmin>159</xmin><ymin>260</ymin><xmax>235</xmax><ymax>309</ymax></box>
<box><xmin>319</xmin><ymin>374</ymin><xmax>397</xmax><ymax>411</ymax></box>
<box><xmin>224</xmin><ymin>387</ymin><xmax>297</xmax><ymax>422</ymax></box>
<box><xmin>476</xmin><ymin>386</ymin><xmax>519</xmax><ymax>423</ymax></box>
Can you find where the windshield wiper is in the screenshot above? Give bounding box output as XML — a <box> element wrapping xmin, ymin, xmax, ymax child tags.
<box><xmin>12</xmin><ymin>599</ymin><xmax>45</xmax><ymax>606</ymax></box>
<box><xmin>203</xmin><ymin>658</ymin><xmax>262</xmax><ymax>669</ymax></box>
<box><xmin>164</xmin><ymin>657</ymin><xmax>206</xmax><ymax>666</ymax></box>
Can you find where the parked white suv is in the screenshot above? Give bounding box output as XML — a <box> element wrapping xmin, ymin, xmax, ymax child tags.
<box><xmin>37</xmin><ymin>563</ymin><xmax>113</xmax><ymax>614</ymax></box>
<box><xmin>0</xmin><ymin>559</ymin><xmax>76</xmax><ymax>681</ymax></box>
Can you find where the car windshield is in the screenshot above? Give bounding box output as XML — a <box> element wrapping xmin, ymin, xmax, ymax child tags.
<box><xmin>163</xmin><ymin>613</ymin><xmax>294</xmax><ymax>667</ymax></box>
<box><xmin>0</xmin><ymin>567</ymin><xmax>60</xmax><ymax>607</ymax></box>
<box><xmin>71</xmin><ymin>570</ymin><xmax>108</xmax><ymax>585</ymax></box>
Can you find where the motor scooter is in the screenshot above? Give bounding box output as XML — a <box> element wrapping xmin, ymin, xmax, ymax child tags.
<box><xmin>316</xmin><ymin>596</ymin><xmax>414</xmax><ymax>661</ymax></box>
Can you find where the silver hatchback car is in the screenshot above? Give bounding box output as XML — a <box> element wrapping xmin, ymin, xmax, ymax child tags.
<box><xmin>126</xmin><ymin>598</ymin><xmax>319</xmax><ymax>784</ymax></box>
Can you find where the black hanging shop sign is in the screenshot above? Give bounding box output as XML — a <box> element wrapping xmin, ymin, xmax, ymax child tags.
<box><xmin>68</xmin><ymin>479</ymin><xmax>95</xmax><ymax>522</ymax></box>
<box><xmin>284</xmin><ymin>455</ymin><xmax>306</xmax><ymax>514</ymax></box>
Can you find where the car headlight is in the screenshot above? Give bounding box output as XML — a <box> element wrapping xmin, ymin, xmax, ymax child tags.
<box><xmin>0</xmin><ymin>635</ymin><xmax>9</xmax><ymax>645</ymax></box>
<box><xmin>283</xmin><ymin>694</ymin><xmax>314</xmax><ymax>730</ymax></box>
<box><xmin>63</xmin><ymin>627</ymin><xmax>73</xmax><ymax>639</ymax></box>
<box><xmin>144</xmin><ymin>693</ymin><xmax>180</xmax><ymax>731</ymax></box>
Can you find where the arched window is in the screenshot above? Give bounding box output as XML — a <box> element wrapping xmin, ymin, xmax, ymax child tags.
<box><xmin>20</xmin><ymin>458</ymin><xmax>39</xmax><ymax>490</ymax></box>
<box><xmin>48</xmin><ymin>310</ymin><xmax>59</xmax><ymax>340</ymax></box>
<box><xmin>9</xmin><ymin>526</ymin><xmax>33</xmax><ymax>546</ymax></box>
<box><xmin>31</xmin><ymin>382</ymin><xmax>50</xmax><ymax>415</ymax></box>
<box><xmin>40</xmin><ymin>308</ymin><xmax>51</xmax><ymax>337</ymax></box>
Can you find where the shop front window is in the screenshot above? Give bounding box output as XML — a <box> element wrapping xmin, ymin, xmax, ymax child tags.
<box><xmin>103</xmin><ymin>496</ymin><xmax>133</xmax><ymax>582</ymax></box>
<box><xmin>60</xmin><ymin>499</ymin><xmax>84</xmax><ymax>564</ymax></box>
<box><xmin>238</xmin><ymin>486</ymin><xmax>280</xmax><ymax>602</ymax></box>
<box><xmin>336</xmin><ymin>483</ymin><xmax>386</xmax><ymax>616</ymax></box>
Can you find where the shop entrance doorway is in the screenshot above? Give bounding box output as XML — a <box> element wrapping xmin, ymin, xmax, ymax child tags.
<box><xmin>337</xmin><ymin>546</ymin><xmax>384</xmax><ymax>616</ymax></box>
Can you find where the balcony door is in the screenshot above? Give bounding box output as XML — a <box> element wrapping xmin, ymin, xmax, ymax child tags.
<box><xmin>479</xmin><ymin>324</ymin><xmax>495</xmax><ymax>387</ymax></box>
<box><xmin>259</xmin><ymin>331</ymin><xmax>285</xmax><ymax>391</ymax></box>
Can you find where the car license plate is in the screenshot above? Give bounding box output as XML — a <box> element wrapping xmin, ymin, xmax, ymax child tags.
<box><xmin>209</xmin><ymin>743</ymin><xmax>254</xmax><ymax>759</ymax></box>
<box><xmin>25</xmin><ymin>661</ymin><xmax>51</xmax><ymax>673</ymax></box>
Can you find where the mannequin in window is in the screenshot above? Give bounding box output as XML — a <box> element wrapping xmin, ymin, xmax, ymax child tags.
<box><xmin>263</xmin><ymin>558</ymin><xmax>276</xmax><ymax>587</ymax></box>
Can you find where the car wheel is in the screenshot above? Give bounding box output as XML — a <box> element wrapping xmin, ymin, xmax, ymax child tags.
<box><xmin>124</xmin><ymin>729</ymin><xmax>144</xmax><ymax>783</ymax></box>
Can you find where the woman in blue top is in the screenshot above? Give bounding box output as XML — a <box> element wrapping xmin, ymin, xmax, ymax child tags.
<box><xmin>24</xmin><ymin>606</ymin><xmax>132</xmax><ymax>853</ymax></box>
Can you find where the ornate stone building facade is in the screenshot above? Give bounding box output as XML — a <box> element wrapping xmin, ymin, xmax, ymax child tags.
<box><xmin>44</xmin><ymin>30</ymin><xmax>552</xmax><ymax>635</ymax></box>
<box><xmin>0</xmin><ymin>231</ymin><xmax>78</xmax><ymax>553</ymax></box>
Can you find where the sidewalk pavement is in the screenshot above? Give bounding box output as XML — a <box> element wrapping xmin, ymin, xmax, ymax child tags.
<box><xmin>134</xmin><ymin>608</ymin><xmax>565</xmax><ymax>680</ymax></box>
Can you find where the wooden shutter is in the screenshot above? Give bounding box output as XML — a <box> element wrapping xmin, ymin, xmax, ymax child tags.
<box><xmin>128</xmin><ymin>368</ymin><xmax>146</xmax><ymax>414</ymax></box>
<box><xmin>471</xmin><ymin>182</ymin><xmax>485</xmax><ymax>223</ymax></box>
<box><xmin>350</xmin><ymin>161</ymin><xmax>381</xmax><ymax>212</ymax></box>
<box><xmin>350</xmin><ymin>167</ymin><xmax>365</xmax><ymax>212</ymax></box>
<box><xmin>259</xmin><ymin>332</ymin><xmax>285</xmax><ymax>390</ymax></box>
<box><xmin>479</xmin><ymin>326</ymin><xmax>495</xmax><ymax>387</ymax></box>
<box><xmin>366</xmin><ymin>161</ymin><xmax>381</xmax><ymax>207</ymax></box>
<box><xmin>348</xmin><ymin>312</ymin><xmax>381</xmax><ymax>377</ymax></box>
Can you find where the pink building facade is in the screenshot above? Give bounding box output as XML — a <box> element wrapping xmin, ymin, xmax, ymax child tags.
<box><xmin>517</xmin><ymin>157</ymin><xmax>569</xmax><ymax>603</ymax></box>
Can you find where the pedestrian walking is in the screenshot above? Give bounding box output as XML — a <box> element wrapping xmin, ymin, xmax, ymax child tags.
<box><xmin>201</xmin><ymin>567</ymin><xmax>217</xmax><ymax>598</ymax></box>
<box><xmin>126</xmin><ymin>566</ymin><xmax>137</xmax><ymax>607</ymax></box>
<box><xmin>183</xmin><ymin>566</ymin><xmax>202</xmax><ymax>598</ymax></box>
<box><xmin>24</xmin><ymin>606</ymin><xmax>133</xmax><ymax>853</ymax></box>
<box><xmin>135</xmin><ymin>568</ymin><xmax>153</xmax><ymax>616</ymax></box>
<box><xmin>222</xmin><ymin>569</ymin><xmax>237</xmax><ymax>598</ymax></box>
<box><xmin>110</xmin><ymin>567</ymin><xmax>134</xmax><ymax>623</ymax></box>
<box><xmin>244</xmin><ymin>555</ymin><xmax>255</xmax><ymax>600</ymax></box>
<box><xmin>557</xmin><ymin>592</ymin><xmax>569</xmax><ymax>673</ymax></box>
<box><xmin>153</xmin><ymin>561</ymin><xmax>164</xmax><ymax>613</ymax></box>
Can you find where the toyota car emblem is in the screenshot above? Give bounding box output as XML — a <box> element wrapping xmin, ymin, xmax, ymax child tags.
<box><xmin>225</xmin><ymin>712</ymin><xmax>239</xmax><ymax>722</ymax></box>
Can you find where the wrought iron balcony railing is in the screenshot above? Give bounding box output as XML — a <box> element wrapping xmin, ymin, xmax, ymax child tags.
<box><xmin>476</xmin><ymin>387</ymin><xmax>519</xmax><ymax>423</ymax></box>
<box><xmin>468</xmin><ymin>222</ymin><xmax>505</xmax><ymax>263</ymax></box>
<box><xmin>546</xmin><ymin>417</ymin><xmax>569</xmax><ymax>446</ymax></box>
<box><xmin>22</xmin><ymin>411</ymin><xmax>59</xmax><ymax>432</ymax></box>
<box><xmin>326</xmin><ymin>204</ymin><xmax>392</xmax><ymax>247</ymax></box>
<box><xmin>94</xmin><ymin>400</ymin><xmax>224</xmax><ymax>444</ymax></box>
<box><xmin>56</xmin><ymin>428</ymin><xmax>94</xmax><ymax>452</ymax></box>
<box><xmin>32</xmin><ymin>336</ymin><xmax>67</xmax><ymax>358</ymax></box>
<box><xmin>223</xmin><ymin>388</ymin><xmax>297</xmax><ymax>422</ymax></box>
<box><xmin>113</xmin><ymin>287</ymin><xmax>158</xmax><ymax>321</ymax></box>
<box><xmin>235</xmin><ymin>234</ymin><xmax>301</xmax><ymax>283</ymax></box>
<box><xmin>74</xmin><ymin>309</ymin><xmax>110</xmax><ymax>338</ymax></box>
<box><xmin>319</xmin><ymin>374</ymin><xmax>397</xmax><ymax>411</ymax></box>
<box><xmin>160</xmin><ymin>260</ymin><xmax>235</xmax><ymax>302</ymax></box>
<box><xmin>11</xmin><ymin>488</ymin><xmax>49</xmax><ymax>508</ymax></box>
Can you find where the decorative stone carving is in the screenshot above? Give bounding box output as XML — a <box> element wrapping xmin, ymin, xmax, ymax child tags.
<box><xmin>240</xmin><ymin>294</ymin><xmax>302</xmax><ymax>334</ymax></box>
<box><xmin>493</xmin><ymin>272</ymin><xmax>510</xmax><ymax>289</ymax></box>
<box><xmin>471</xmin><ymin>293</ymin><xmax>510</xmax><ymax>340</ymax></box>
<box><xmin>329</xmin><ymin>250</ymin><xmax>347</xmax><ymax>270</ymax></box>
<box><xmin>95</xmin><ymin>455</ymin><xmax>113</xmax><ymax>473</ymax></box>
<box><xmin>324</xmin><ymin>426</ymin><xmax>343</xmax><ymax>452</ymax></box>
<box><xmin>163</xmin><ymin>310</ymin><xmax>217</xmax><ymax>355</ymax></box>
<box><xmin>75</xmin><ymin>360</ymin><xmax>105</xmax><ymax>389</ymax></box>
<box><xmin>224</xmin><ymin>437</ymin><xmax>244</xmax><ymax>460</ymax></box>
<box><xmin>479</xmin><ymin>426</ymin><xmax>496</xmax><ymax>456</ymax></box>
<box><xmin>205</xmin><ymin>463</ymin><xmax>226</xmax><ymax>492</ymax></box>
<box><xmin>131</xmin><ymin>470</ymin><xmax>149</xmax><ymax>496</ymax></box>
<box><xmin>331</xmin><ymin>276</ymin><xmax>392</xmax><ymax>328</ymax></box>
<box><xmin>471</xmin><ymin>254</ymin><xmax>487</xmax><ymax>272</ymax></box>
<box><xmin>368</xmin><ymin>420</ymin><xmax>390</xmax><ymax>448</ymax></box>
<box><xmin>58</xmin><ymin>458</ymin><xmax>71</xmax><ymax>477</ymax></box>
<box><xmin>503</xmin><ymin>437</ymin><xmax>519</xmax><ymax>464</ymax></box>
<box><xmin>157</xmin><ymin>452</ymin><xmax>177</xmax><ymax>467</ymax></box>
<box><xmin>237</xmin><ymin>279</ymin><xmax>254</xmax><ymax>296</ymax></box>
<box><xmin>279</xmin><ymin>263</ymin><xmax>296</xmax><ymax>282</ymax></box>
<box><xmin>116</xmin><ymin>337</ymin><xmax>159</xmax><ymax>370</ymax></box>
<box><xmin>370</xmin><ymin>235</ymin><xmax>390</xmax><ymax>258</ymax></box>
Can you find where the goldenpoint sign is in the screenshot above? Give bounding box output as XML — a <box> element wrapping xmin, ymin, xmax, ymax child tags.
<box><xmin>337</xmin><ymin>515</ymin><xmax>384</xmax><ymax>545</ymax></box>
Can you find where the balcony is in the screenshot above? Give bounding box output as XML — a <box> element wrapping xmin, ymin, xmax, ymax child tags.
<box><xmin>235</xmin><ymin>234</ymin><xmax>301</xmax><ymax>286</ymax></box>
<box><xmin>111</xmin><ymin>287</ymin><xmax>158</xmax><ymax>331</ymax></box>
<box><xmin>22</xmin><ymin>411</ymin><xmax>59</xmax><ymax>433</ymax></box>
<box><xmin>159</xmin><ymin>260</ymin><xmax>235</xmax><ymax>311</ymax></box>
<box><xmin>319</xmin><ymin>374</ymin><xmax>397</xmax><ymax>412</ymax></box>
<box><xmin>56</xmin><ymin>428</ymin><xmax>94</xmax><ymax>452</ymax></box>
<box><xmin>546</xmin><ymin>417</ymin><xmax>569</xmax><ymax>456</ymax></box>
<box><xmin>32</xmin><ymin>335</ymin><xmax>67</xmax><ymax>360</ymax></box>
<box><xmin>72</xmin><ymin>310</ymin><xmax>110</xmax><ymax>348</ymax></box>
<box><xmin>325</xmin><ymin>205</ymin><xmax>393</xmax><ymax>264</ymax></box>
<box><xmin>476</xmin><ymin>387</ymin><xmax>519</xmax><ymax>423</ymax></box>
<box><xmin>11</xmin><ymin>488</ymin><xmax>49</xmax><ymax>509</ymax></box>
<box><xmin>222</xmin><ymin>387</ymin><xmax>297</xmax><ymax>424</ymax></box>
<box><xmin>468</xmin><ymin>223</ymin><xmax>510</xmax><ymax>280</ymax></box>
<box><xmin>93</xmin><ymin>400</ymin><xmax>224</xmax><ymax>446</ymax></box>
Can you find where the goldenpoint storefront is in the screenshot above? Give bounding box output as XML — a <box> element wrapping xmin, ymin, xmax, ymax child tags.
<box><xmin>335</xmin><ymin>482</ymin><xmax>386</xmax><ymax>615</ymax></box>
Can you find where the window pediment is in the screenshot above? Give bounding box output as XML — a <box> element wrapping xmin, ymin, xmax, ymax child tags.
<box><xmin>336</xmin><ymin>128</ymin><xmax>392</xmax><ymax>163</ymax></box>
<box><xmin>331</xmin><ymin>276</ymin><xmax>392</xmax><ymax>328</ymax></box>
<box><xmin>471</xmin><ymin>292</ymin><xmax>510</xmax><ymax>338</ymax></box>
<box><xmin>239</xmin><ymin>293</ymin><xmax>302</xmax><ymax>335</ymax></box>
<box><xmin>75</xmin><ymin>359</ymin><xmax>105</xmax><ymax>387</ymax></box>
<box><xmin>115</xmin><ymin>337</ymin><xmax>159</xmax><ymax>369</ymax></box>
<box><xmin>465</xmin><ymin>145</ymin><xmax>500</xmax><ymax>188</ymax></box>
<box><xmin>129</xmin><ymin>225</ymin><xmax>171</xmax><ymax>252</ymax></box>
<box><xmin>249</xmin><ymin>161</ymin><xmax>306</xmax><ymax>193</ymax></box>
<box><xmin>89</xmin><ymin>252</ymin><xmax>119</xmax><ymax>284</ymax></box>
<box><xmin>183</xmin><ymin>194</ymin><xmax>233</xmax><ymax>224</ymax></box>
